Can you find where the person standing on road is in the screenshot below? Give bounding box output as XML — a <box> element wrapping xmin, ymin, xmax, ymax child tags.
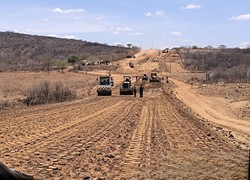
<box><xmin>139</xmin><ymin>84</ymin><xmax>144</xmax><ymax>97</ymax></box>
<box><xmin>133</xmin><ymin>86</ymin><xmax>137</xmax><ymax>97</ymax></box>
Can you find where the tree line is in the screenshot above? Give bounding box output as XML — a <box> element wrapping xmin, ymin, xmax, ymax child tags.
<box><xmin>175</xmin><ymin>47</ymin><xmax>250</xmax><ymax>83</ymax></box>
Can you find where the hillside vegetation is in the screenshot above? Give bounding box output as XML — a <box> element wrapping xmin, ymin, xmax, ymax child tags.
<box><xmin>176</xmin><ymin>47</ymin><xmax>250</xmax><ymax>83</ymax></box>
<box><xmin>0</xmin><ymin>32</ymin><xmax>138</xmax><ymax>71</ymax></box>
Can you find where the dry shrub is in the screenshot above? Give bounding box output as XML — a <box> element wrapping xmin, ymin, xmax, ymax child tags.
<box><xmin>24</xmin><ymin>81</ymin><xmax>76</xmax><ymax>106</ymax></box>
<box><xmin>0</xmin><ymin>100</ymin><xmax>14</xmax><ymax>110</ymax></box>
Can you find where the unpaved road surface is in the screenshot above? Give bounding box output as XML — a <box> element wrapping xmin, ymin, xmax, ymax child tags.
<box><xmin>172</xmin><ymin>78</ymin><xmax>250</xmax><ymax>146</ymax></box>
<box><xmin>0</xmin><ymin>86</ymin><xmax>248</xmax><ymax>179</ymax></box>
<box><xmin>0</xmin><ymin>49</ymin><xmax>249</xmax><ymax>179</ymax></box>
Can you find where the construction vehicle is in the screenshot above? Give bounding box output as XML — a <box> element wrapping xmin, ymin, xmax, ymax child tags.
<box><xmin>149</xmin><ymin>72</ymin><xmax>160</xmax><ymax>82</ymax></box>
<box><xmin>129</xmin><ymin>62</ymin><xmax>134</xmax><ymax>68</ymax></box>
<box><xmin>142</xmin><ymin>74</ymin><xmax>148</xmax><ymax>81</ymax></box>
<box><xmin>120</xmin><ymin>76</ymin><xmax>134</xmax><ymax>95</ymax></box>
<box><xmin>97</xmin><ymin>76</ymin><xmax>114</xmax><ymax>96</ymax></box>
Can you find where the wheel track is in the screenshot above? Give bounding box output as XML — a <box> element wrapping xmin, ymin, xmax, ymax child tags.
<box><xmin>156</xmin><ymin>100</ymin><xmax>210</xmax><ymax>149</ymax></box>
<box><xmin>1</xmin><ymin>98</ymin><xmax>140</xmax><ymax>179</ymax></box>
<box><xmin>41</xmin><ymin>100</ymin><xmax>141</xmax><ymax>179</ymax></box>
<box><xmin>0</xmin><ymin>96</ymin><xmax>113</xmax><ymax>130</ymax></box>
<box><xmin>0</xmin><ymin>97</ymin><xmax>121</xmax><ymax>151</ymax></box>
<box><xmin>66</xmin><ymin>101</ymin><xmax>142</xmax><ymax>179</ymax></box>
<box><xmin>120</xmin><ymin>102</ymin><xmax>153</xmax><ymax>179</ymax></box>
<box><xmin>0</xmin><ymin>96</ymin><xmax>100</xmax><ymax>120</ymax></box>
<box><xmin>150</xmin><ymin>108</ymin><xmax>169</xmax><ymax>179</ymax></box>
<box><xmin>0</xmin><ymin>98</ymin><xmax>124</xmax><ymax>154</ymax></box>
<box><xmin>156</xmin><ymin>95</ymin><xmax>234</xmax><ymax>150</ymax></box>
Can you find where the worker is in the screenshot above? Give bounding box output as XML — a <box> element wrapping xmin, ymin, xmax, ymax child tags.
<box><xmin>133</xmin><ymin>86</ymin><xmax>137</xmax><ymax>97</ymax></box>
<box><xmin>139</xmin><ymin>84</ymin><xmax>144</xmax><ymax>97</ymax></box>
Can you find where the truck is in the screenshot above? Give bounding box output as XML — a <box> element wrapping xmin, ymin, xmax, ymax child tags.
<box><xmin>97</xmin><ymin>76</ymin><xmax>114</xmax><ymax>96</ymax></box>
<box><xmin>120</xmin><ymin>76</ymin><xmax>134</xmax><ymax>95</ymax></box>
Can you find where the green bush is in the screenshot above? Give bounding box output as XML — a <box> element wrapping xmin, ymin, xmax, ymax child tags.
<box><xmin>68</xmin><ymin>55</ymin><xmax>79</xmax><ymax>64</ymax></box>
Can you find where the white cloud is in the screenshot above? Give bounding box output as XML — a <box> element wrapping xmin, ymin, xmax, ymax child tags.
<box><xmin>64</xmin><ymin>35</ymin><xmax>77</xmax><ymax>39</ymax></box>
<box><xmin>171</xmin><ymin>31</ymin><xmax>182</xmax><ymax>36</ymax></box>
<box><xmin>48</xmin><ymin>34</ymin><xmax>58</xmax><ymax>38</ymax></box>
<box><xmin>130</xmin><ymin>32</ymin><xmax>141</xmax><ymax>36</ymax></box>
<box><xmin>42</xmin><ymin>18</ymin><xmax>50</xmax><ymax>22</ymax></box>
<box><xmin>47</xmin><ymin>34</ymin><xmax>77</xmax><ymax>39</ymax></box>
<box><xmin>112</xmin><ymin>31</ymin><xmax>119</xmax><ymax>35</ymax></box>
<box><xmin>238</xmin><ymin>42</ymin><xmax>250</xmax><ymax>48</ymax></box>
<box><xmin>182</xmin><ymin>4</ymin><xmax>201</xmax><ymax>9</ymax></box>
<box><xmin>231</xmin><ymin>14</ymin><xmax>250</xmax><ymax>21</ymax></box>
<box><xmin>116</xmin><ymin>27</ymin><xmax>133</xmax><ymax>31</ymax></box>
<box><xmin>145</xmin><ymin>10</ymin><xmax>165</xmax><ymax>17</ymax></box>
<box><xmin>115</xmin><ymin>42</ymin><xmax>124</xmax><ymax>47</ymax></box>
<box><xmin>52</xmin><ymin>8</ymin><xmax>84</xmax><ymax>14</ymax></box>
<box><xmin>111</xmin><ymin>27</ymin><xmax>133</xmax><ymax>35</ymax></box>
<box><xmin>74</xmin><ymin>16</ymin><xmax>82</xmax><ymax>20</ymax></box>
<box><xmin>155</xmin><ymin>10</ymin><xmax>165</xmax><ymax>17</ymax></box>
<box><xmin>92</xmin><ymin>16</ymin><xmax>104</xmax><ymax>21</ymax></box>
<box><xmin>145</xmin><ymin>12</ymin><xmax>152</xmax><ymax>17</ymax></box>
<box><xmin>26</xmin><ymin>28</ymin><xmax>32</xmax><ymax>32</ymax></box>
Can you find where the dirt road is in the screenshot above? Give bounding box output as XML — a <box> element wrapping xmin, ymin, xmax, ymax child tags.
<box><xmin>0</xmin><ymin>85</ymin><xmax>248</xmax><ymax>179</ymax></box>
<box><xmin>172</xmin><ymin>78</ymin><xmax>250</xmax><ymax>146</ymax></box>
<box><xmin>0</xmin><ymin>49</ymin><xmax>249</xmax><ymax>179</ymax></box>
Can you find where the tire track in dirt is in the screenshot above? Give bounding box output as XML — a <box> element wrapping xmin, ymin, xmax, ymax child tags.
<box><xmin>0</xmin><ymin>97</ymin><xmax>121</xmax><ymax>152</ymax></box>
<box><xmin>63</xmin><ymin>100</ymin><xmax>142</xmax><ymax>179</ymax></box>
<box><xmin>0</xmin><ymin>98</ymin><xmax>124</xmax><ymax>153</ymax></box>
<box><xmin>154</xmin><ymin>94</ymin><xmax>247</xmax><ymax>178</ymax></box>
<box><xmin>0</xmin><ymin>82</ymin><xmax>248</xmax><ymax>179</ymax></box>
<box><xmin>120</xmin><ymin>101</ymin><xmax>153</xmax><ymax>179</ymax></box>
<box><xmin>1</xmin><ymin>97</ymin><xmax>142</xmax><ymax>179</ymax></box>
<box><xmin>158</xmin><ymin>94</ymin><xmax>234</xmax><ymax>150</ymax></box>
<box><xmin>34</xmin><ymin>100</ymin><xmax>134</xmax><ymax>179</ymax></box>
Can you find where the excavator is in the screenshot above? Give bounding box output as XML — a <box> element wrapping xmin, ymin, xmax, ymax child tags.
<box><xmin>97</xmin><ymin>76</ymin><xmax>114</xmax><ymax>96</ymax></box>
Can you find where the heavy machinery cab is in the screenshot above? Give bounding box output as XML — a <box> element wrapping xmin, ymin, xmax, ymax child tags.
<box><xmin>122</xmin><ymin>76</ymin><xmax>132</xmax><ymax>88</ymax></box>
<box><xmin>123</xmin><ymin>76</ymin><xmax>131</xmax><ymax>82</ymax></box>
<box><xmin>99</xmin><ymin>76</ymin><xmax>113</xmax><ymax>86</ymax></box>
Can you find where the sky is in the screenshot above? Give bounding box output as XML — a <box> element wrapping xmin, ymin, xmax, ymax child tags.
<box><xmin>0</xmin><ymin>0</ymin><xmax>250</xmax><ymax>49</ymax></box>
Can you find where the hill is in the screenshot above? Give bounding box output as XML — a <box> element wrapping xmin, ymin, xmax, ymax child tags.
<box><xmin>0</xmin><ymin>32</ymin><xmax>138</xmax><ymax>71</ymax></box>
<box><xmin>175</xmin><ymin>47</ymin><xmax>250</xmax><ymax>83</ymax></box>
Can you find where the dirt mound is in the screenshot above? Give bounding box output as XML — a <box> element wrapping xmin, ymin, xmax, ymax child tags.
<box><xmin>194</xmin><ymin>82</ymin><xmax>250</xmax><ymax>119</ymax></box>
